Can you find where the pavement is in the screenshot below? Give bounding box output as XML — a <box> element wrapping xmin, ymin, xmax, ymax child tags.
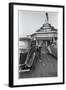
<box><xmin>19</xmin><ymin>46</ymin><xmax>57</xmax><ymax>78</ymax></box>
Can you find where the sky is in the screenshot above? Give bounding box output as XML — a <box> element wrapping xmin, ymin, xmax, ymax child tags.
<box><xmin>19</xmin><ymin>10</ymin><xmax>58</xmax><ymax>38</ymax></box>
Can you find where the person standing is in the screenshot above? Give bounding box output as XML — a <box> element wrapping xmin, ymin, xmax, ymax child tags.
<box><xmin>38</xmin><ymin>41</ymin><xmax>43</xmax><ymax>61</ymax></box>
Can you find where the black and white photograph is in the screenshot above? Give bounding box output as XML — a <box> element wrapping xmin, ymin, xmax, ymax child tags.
<box><xmin>9</xmin><ymin>3</ymin><xmax>64</xmax><ymax>87</ymax></box>
<box><xmin>19</xmin><ymin>11</ymin><xmax>58</xmax><ymax>78</ymax></box>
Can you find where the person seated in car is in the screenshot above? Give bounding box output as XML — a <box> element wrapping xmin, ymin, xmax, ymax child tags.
<box><xmin>22</xmin><ymin>42</ymin><xmax>37</xmax><ymax>70</ymax></box>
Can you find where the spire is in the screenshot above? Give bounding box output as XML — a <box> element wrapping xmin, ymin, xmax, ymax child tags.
<box><xmin>45</xmin><ymin>12</ymin><xmax>49</xmax><ymax>24</ymax></box>
<box><xmin>46</xmin><ymin>12</ymin><xmax>48</xmax><ymax>21</ymax></box>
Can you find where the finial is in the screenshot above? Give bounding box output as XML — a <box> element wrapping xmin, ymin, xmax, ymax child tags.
<box><xmin>45</xmin><ymin>12</ymin><xmax>48</xmax><ymax>24</ymax></box>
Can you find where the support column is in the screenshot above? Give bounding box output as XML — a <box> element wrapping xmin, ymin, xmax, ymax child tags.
<box><xmin>46</xmin><ymin>41</ymin><xmax>48</xmax><ymax>46</ymax></box>
<box><xmin>36</xmin><ymin>40</ymin><xmax>38</xmax><ymax>46</ymax></box>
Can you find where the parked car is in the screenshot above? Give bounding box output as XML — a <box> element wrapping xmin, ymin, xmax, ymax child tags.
<box><xmin>47</xmin><ymin>42</ymin><xmax>57</xmax><ymax>58</ymax></box>
<box><xmin>19</xmin><ymin>38</ymin><xmax>36</xmax><ymax>72</ymax></box>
